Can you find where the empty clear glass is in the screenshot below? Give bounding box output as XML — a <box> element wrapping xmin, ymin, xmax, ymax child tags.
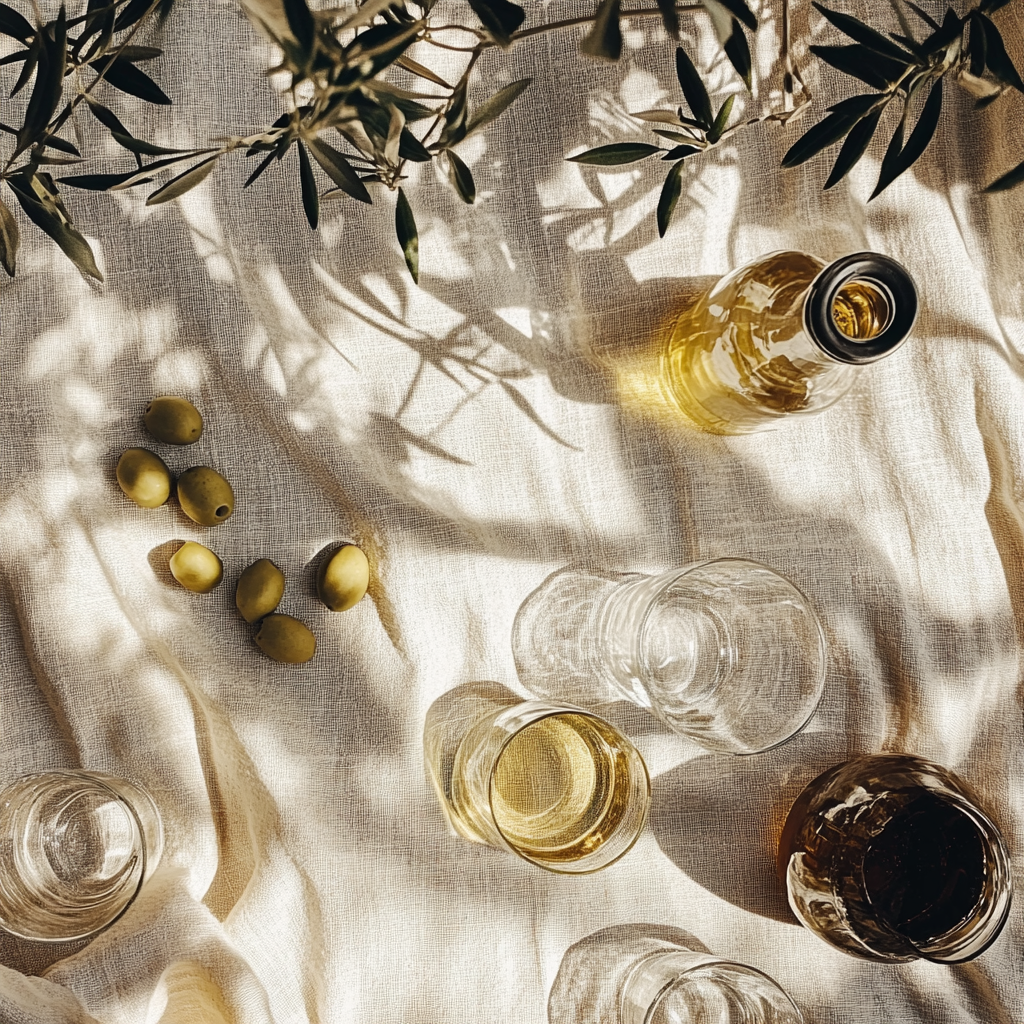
<box><xmin>424</xmin><ymin>682</ymin><xmax>650</xmax><ymax>873</ymax></box>
<box><xmin>512</xmin><ymin>559</ymin><xmax>826</xmax><ymax>755</ymax></box>
<box><xmin>0</xmin><ymin>771</ymin><xmax>164</xmax><ymax>942</ymax></box>
<box><xmin>549</xmin><ymin>925</ymin><xmax>804</xmax><ymax>1024</ymax></box>
<box><xmin>778</xmin><ymin>754</ymin><xmax>1012</xmax><ymax>963</ymax></box>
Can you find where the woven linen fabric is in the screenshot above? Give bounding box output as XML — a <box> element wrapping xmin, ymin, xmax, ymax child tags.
<box><xmin>1</xmin><ymin>0</ymin><xmax>1023</xmax><ymax>1020</ymax></box>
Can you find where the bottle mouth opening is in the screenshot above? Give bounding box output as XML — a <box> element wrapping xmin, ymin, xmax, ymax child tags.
<box><xmin>832</xmin><ymin>278</ymin><xmax>895</xmax><ymax>342</ymax></box>
<box><xmin>806</xmin><ymin>252</ymin><xmax>918</xmax><ymax>364</ymax></box>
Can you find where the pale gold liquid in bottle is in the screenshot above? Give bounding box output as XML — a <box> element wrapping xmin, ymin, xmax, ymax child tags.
<box><xmin>488</xmin><ymin>714</ymin><xmax>636</xmax><ymax>865</ymax></box>
<box><xmin>662</xmin><ymin>252</ymin><xmax>892</xmax><ymax>434</ymax></box>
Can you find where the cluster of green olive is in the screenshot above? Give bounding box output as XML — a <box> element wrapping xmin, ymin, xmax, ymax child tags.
<box><xmin>115</xmin><ymin>396</ymin><xmax>369</xmax><ymax>664</ymax></box>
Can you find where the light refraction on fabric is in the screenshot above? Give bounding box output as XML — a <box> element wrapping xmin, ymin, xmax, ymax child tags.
<box><xmin>0</xmin><ymin>1</ymin><xmax>1022</xmax><ymax>1021</ymax></box>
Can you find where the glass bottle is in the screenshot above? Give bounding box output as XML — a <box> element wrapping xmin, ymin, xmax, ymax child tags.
<box><xmin>662</xmin><ymin>251</ymin><xmax>918</xmax><ymax>434</ymax></box>
<box><xmin>777</xmin><ymin>754</ymin><xmax>1012</xmax><ymax>963</ymax></box>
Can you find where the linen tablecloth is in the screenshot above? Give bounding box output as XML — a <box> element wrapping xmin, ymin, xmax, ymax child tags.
<box><xmin>1</xmin><ymin>0</ymin><xmax>1022</xmax><ymax>1019</ymax></box>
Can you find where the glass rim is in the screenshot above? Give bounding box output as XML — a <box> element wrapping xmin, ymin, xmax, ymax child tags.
<box><xmin>632</xmin><ymin>558</ymin><xmax>828</xmax><ymax>756</ymax></box>
<box><xmin>623</xmin><ymin>948</ymin><xmax>805</xmax><ymax>1022</ymax></box>
<box><xmin>485</xmin><ymin>703</ymin><xmax>651</xmax><ymax>875</ymax></box>
<box><xmin>0</xmin><ymin>771</ymin><xmax>149</xmax><ymax>944</ymax></box>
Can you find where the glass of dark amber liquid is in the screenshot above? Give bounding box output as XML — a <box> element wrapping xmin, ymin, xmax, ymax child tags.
<box><xmin>778</xmin><ymin>754</ymin><xmax>1012</xmax><ymax>962</ymax></box>
<box><xmin>662</xmin><ymin>251</ymin><xmax>918</xmax><ymax>434</ymax></box>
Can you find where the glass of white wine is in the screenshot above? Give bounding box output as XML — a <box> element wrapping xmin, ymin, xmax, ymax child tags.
<box><xmin>424</xmin><ymin>682</ymin><xmax>650</xmax><ymax>873</ymax></box>
<box><xmin>0</xmin><ymin>770</ymin><xmax>163</xmax><ymax>942</ymax></box>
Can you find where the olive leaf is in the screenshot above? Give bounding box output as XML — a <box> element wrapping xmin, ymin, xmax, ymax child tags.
<box><xmin>395</xmin><ymin>53</ymin><xmax>452</xmax><ymax>90</ymax></box>
<box><xmin>146</xmin><ymin>154</ymin><xmax>219</xmax><ymax>205</ymax></box>
<box><xmin>282</xmin><ymin>0</ymin><xmax>315</xmax><ymax>59</ymax></box>
<box><xmin>41</xmin><ymin>134</ymin><xmax>80</xmax><ymax>155</ymax></box>
<box><xmin>977</xmin><ymin>12</ymin><xmax>1024</xmax><ymax>92</ymax></box>
<box><xmin>297</xmin><ymin>140</ymin><xmax>319</xmax><ymax>228</ymax></box>
<box><xmin>581</xmin><ymin>0</ymin><xmax>621</xmax><ymax>61</ymax></box>
<box><xmin>11</xmin><ymin>32</ymin><xmax>42</xmax><ymax>96</ymax></box>
<box><xmin>702</xmin><ymin>1</ymin><xmax>753</xmax><ymax>86</ymax></box>
<box><xmin>0</xmin><ymin>194</ymin><xmax>20</xmax><ymax>276</ymax></box>
<box><xmin>307</xmin><ymin>137</ymin><xmax>372</xmax><ymax>202</ymax></box>
<box><xmin>0</xmin><ymin>1</ymin><xmax>33</xmax><ymax>42</ymax></box>
<box><xmin>110</xmin><ymin>132</ymin><xmax>186</xmax><ymax>155</ymax></box>
<box><xmin>60</xmin><ymin>169</ymin><xmax>153</xmax><ymax>189</ymax></box>
<box><xmin>706</xmin><ymin>0</ymin><xmax>757</xmax><ymax>33</ymax></box>
<box><xmin>465</xmin><ymin>78</ymin><xmax>532</xmax><ymax>136</ymax></box>
<box><xmin>466</xmin><ymin>0</ymin><xmax>524</xmax><ymax>48</ymax></box>
<box><xmin>92</xmin><ymin>56</ymin><xmax>171</xmax><ymax>104</ymax></box>
<box><xmin>395</xmin><ymin>186</ymin><xmax>418</xmax><ymax>283</ymax></box>
<box><xmin>113</xmin><ymin>0</ymin><xmax>154</xmax><ymax>31</ymax></box>
<box><xmin>985</xmin><ymin>156</ymin><xmax>1024</xmax><ymax>193</ymax></box>
<box><xmin>870</xmin><ymin>76</ymin><xmax>942</xmax><ymax>198</ymax></box>
<box><xmin>567</xmin><ymin>142</ymin><xmax>663</xmax><ymax>165</ymax></box>
<box><xmin>810</xmin><ymin>43</ymin><xmax>909</xmax><ymax>89</ymax></box>
<box><xmin>707</xmin><ymin>94</ymin><xmax>735</xmax><ymax>144</ymax></box>
<box><xmin>657</xmin><ymin>159</ymin><xmax>684</xmax><ymax>237</ymax></box>
<box><xmin>675</xmin><ymin>46</ymin><xmax>713</xmax><ymax>128</ymax></box>
<box><xmin>7</xmin><ymin>172</ymin><xmax>103</xmax><ymax>280</ymax></box>
<box><xmin>661</xmin><ymin>143</ymin><xmax>699</xmax><ymax>159</ymax></box>
<box><xmin>17</xmin><ymin>9</ymin><xmax>67</xmax><ymax>157</ymax></box>
<box><xmin>446</xmin><ymin>149</ymin><xmax>475</xmax><ymax>203</ymax></box>
<box><xmin>243</xmin><ymin>150</ymin><xmax>277</xmax><ymax>188</ymax></box>
<box><xmin>781</xmin><ymin>108</ymin><xmax>866</xmax><ymax>167</ymax></box>
<box><xmin>812</xmin><ymin>2</ymin><xmax>916</xmax><ymax>63</ymax></box>
<box><xmin>823</xmin><ymin>106</ymin><xmax>883</xmax><ymax>189</ymax></box>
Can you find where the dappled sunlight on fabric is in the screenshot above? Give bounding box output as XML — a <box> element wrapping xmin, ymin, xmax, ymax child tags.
<box><xmin>626</xmin><ymin>163</ymin><xmax>741</xmax><ymax>281</ymax></box>
<box><xmin>26</xmin><ymin>299</ymin><xmax>180</xmax><ymax>379</ymax></box>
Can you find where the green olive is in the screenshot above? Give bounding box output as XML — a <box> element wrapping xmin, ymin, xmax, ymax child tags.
<box><xmin>169</xmin><ymin>541</ymin><xmax>223</xmax><ymax>593</ymax></box>
<box><xmin>255</xmin><ymin>614</ymin><xmax>316</xmax><ymax>664</ymax></box>
<box><xmin>116</xmin><ymin>448</ymin><xmax>172</xmax><ymax>508</ymax></box>
<box><xmin>143</xmin><ymin>396</ymin><xmax>203</xmax><ymax>445</ymax></box>
<box><xmin>236</xmin><ymin>558</ymin><xmax>285</xmax><ymax>623</ymax></box>
<box><xmin>316</xmin><ymin>545</ymin><xmax>369</xmax><ymax>612</ymax></box>
<box><xmin>177</xmin><ymin>467</ymin><xmax>234</xmax><ymax>526</ymax></box>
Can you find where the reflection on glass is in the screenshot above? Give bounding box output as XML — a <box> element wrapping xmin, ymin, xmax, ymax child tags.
<box><xmin>549</xmin><ymin>924</ymin><xmax>804</xmax><ymax>1024</ymax></box>
<box><xmin>0</xmin><ymin>770</ymin><xmax>163</xmax><ymax>942</ymax></box>
<box><xmin>661</xmin><ymin>250</ymin><xmax>918</xmax><ymax>433</ymax></box>
<box><xmin>512</xmin><ymin>559</ymin><xmax>826</xmax><ymax>755</ymax></box>
<box><xmin>778</xmin><ymin>754</ymin><xmax>1012</xmax><ymax>962</ymax></box>
<box><xmin>424</xmin><ymin>682</ymin><xmax>650</xmax><ymax>873</ymax></box>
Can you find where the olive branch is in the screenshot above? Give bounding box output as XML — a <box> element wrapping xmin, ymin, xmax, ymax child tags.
<box><xmin>0</xmin><ymin>0</ymin><xmax>1020</xmax><ymax>284</ymax></box>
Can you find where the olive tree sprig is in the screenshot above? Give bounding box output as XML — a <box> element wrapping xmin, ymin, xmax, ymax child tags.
<box><xmin>0</xmin><ymin>0</ymin><xmax>176</xmax><ymax>278</ymax></box>
<box><xmin>57</xmin><ymin>0</ymin><xmax>759</xmax><ymax>282</ymax></box>
<box><xmin>781</xmin><ymin>0</ymin><xmax>1024</xmax><ymax>197</ymax></box>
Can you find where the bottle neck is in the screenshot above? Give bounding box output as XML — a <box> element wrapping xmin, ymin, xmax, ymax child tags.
<box><xmin>802</xmin><ymin>252</ymin><xmax>918</xmax><ymax>365</ymax></box>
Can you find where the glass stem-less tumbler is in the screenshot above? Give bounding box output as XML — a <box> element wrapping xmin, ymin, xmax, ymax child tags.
<box><xmin>424</xmin><ymin>682</ymin><xmax>650</xmax><ymax>873</ymax></box>
<box><xmin>512</xmin><ymin>559</ymin><xmax>827</xmax><ymax>755</ymax></box>
<box><xmin>0</xmin><ymin>770</ymin><xmax>164</xmax><ymax>942</ymax></box>
<box><xmin>662</xmin><ymin>250</ymin><xmax>918</xmax><ymax>433</ymax></box>
<box><xmin>778</xmin><ymin>754</ymin><xmax>1012</xmax><ymax>963</ymax></box>
<box><xmin>548</xmin><ymin>925</ymin><xmax>804</xmax><ymax>1024</ymax></box>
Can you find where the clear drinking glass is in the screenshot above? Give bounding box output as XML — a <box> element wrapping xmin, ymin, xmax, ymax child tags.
<box><xmin>424</xmin><ymin>682</ymin><xmax>650</xmax><ymax>873</ymax></box>
<box><xmin>661</xmin><ymin>250</ymin><xmax>918</xmax><ymax>433</ymax></box>
<box><xmin>0</xmin><ymin>770</ymin><xmax>164</xmax><ymax>942</ymax></box>
<box><xmin>778</xmin><ymin>754</ymin><xmax>1012</xmax><ymax>963</ymax></box>
<box><xmin>512</xmin><ymin>559</ymin><xmax>827</xmax><ymax>755</ymax></box>
<box><xmin>548</xmin><ymin>925</ymin><xmax>804</xmax><ymax>1024</ymax></box>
